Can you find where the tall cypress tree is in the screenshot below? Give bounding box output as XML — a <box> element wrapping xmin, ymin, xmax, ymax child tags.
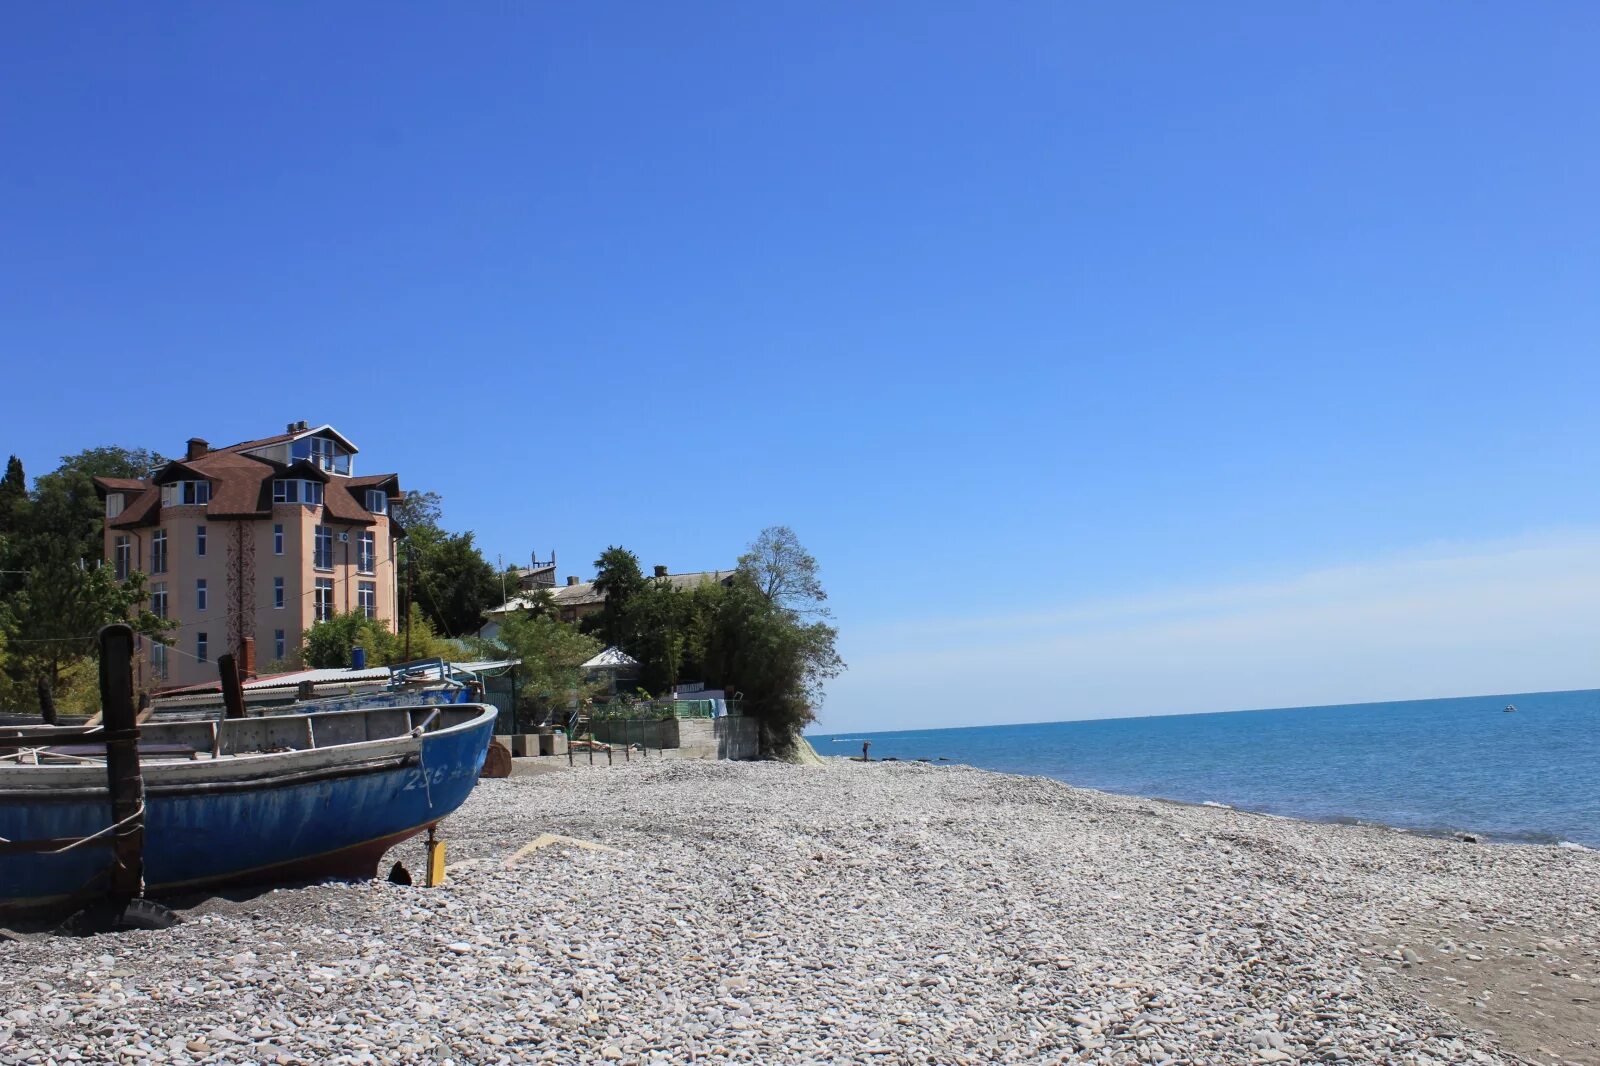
<box><xmin>0</xmin><ymin>456</ymin><xmax>25</xmax><ymax>602</ymax></box>
<box><xmin>0</xmin><ymin>455</ymin><xmax>24</xmax><ymax>534</ymax></box>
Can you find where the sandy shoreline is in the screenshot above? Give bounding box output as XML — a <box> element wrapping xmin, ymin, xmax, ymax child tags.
<box><xmin>1</xmin><ymin>759</ymin><xmax>1595</xmax><ymax>1064</ymax></box>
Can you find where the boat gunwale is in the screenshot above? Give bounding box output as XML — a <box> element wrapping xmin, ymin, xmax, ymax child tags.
<box><xmin>0</xmin><ymin>703</ymin><xmax>498</xmax><ymax>791</ymax></box>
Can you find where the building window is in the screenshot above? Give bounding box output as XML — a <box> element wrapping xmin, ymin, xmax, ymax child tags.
<box><xmin>274</xmin><ymin>479</ymin><xmax>321</xmax><ymax>505</ymax></box>
<box><xmin>358</xmin><ymin>581</ymin><xmax>376</xmax><ymax>619</ymax></box>
<box><xmin>313</xmin><ymin>525</ymin><xmax>333</xmax><ymax>570</ymax></box>
<box><xmin>151</xmin><ymin>642</ymin><xmax>168</xmax><ymax>681</ymax></box>
<box><xmin>150</xmin><ymin>582</ymin><xmax>167</xmax><ymax>619</ymax></box>
<box><xmin>274</xmin><ymin>629</ymin><xmax>286</xmax><ymax>661</ymax></box>
<box><xmin>274</xmin><ymin>576</ymin><xmax>285</xmax><ymax>609</ymax></box>
<box><xmin>196</xmin><ymin>525</ymin><xmax>206</xmax><ymax>557</ymax></box>
<box><xmin>365</xmin><ymin>489</ymin><xmax>386</xmax><ymax>514</ymax></box>
<box><xmin>291</xmin><ymin>434</ymin><xmax>351</xmax><ymax>475</ymax></box>
<box><xmin>114</xmin><ymin>535</ymin><xmax>132</xmax><ymax>580</ymax></box>
<box><xmin>357</xmin><ymin>531</ymin><xmax>375</xmax><ymax>574</ymax></box>
<box><xmin>161</xmin><ymin>481</ymin><xmax>211</xmax><ymax>506</ymax></box>
<box><xmin>314</xmin><ymin>579</ymin><xmax>334</xmax><ymax>622</ymax></box>
<box><xmin>273</xmin><ymin>523</ymin><xmax>284</xmax><ymax>555</ymax></box>
<box><xmin>310</xmin><ymin>436</ymin><xmax>334</xmax><ymax>471</ymax></box>
<box><xmin>196</xmin><ymin>632</ymin><xmax>208</xmax><ymax>663</ymax></box>
<box><xmin>151</xmin><ymin>529</ymin><xmax>167</xmax><ymax>574</ymax></box>
<box><xmin>106</xmin><ymin>493</ymin><xmax>125</xmax><ymax>519</ymax></box>
<box><xmin>196</xmin><ymin>578</ymin><xmax>207</xmax><ymax>612</ymax></box>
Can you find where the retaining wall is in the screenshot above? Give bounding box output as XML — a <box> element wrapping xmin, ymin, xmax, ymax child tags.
<box><xmin>589</xmin><ymin>716</ymin><xmax>759</xmax><ymax>760</ymax></box>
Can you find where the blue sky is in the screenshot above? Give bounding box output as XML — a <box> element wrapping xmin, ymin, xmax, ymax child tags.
<box><xmin>3</xmin><ymin>4</ymin><xmax>1596</xmax><ymax>731</ymax></box>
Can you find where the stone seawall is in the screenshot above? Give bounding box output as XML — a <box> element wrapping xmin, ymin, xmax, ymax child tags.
<box><xmin>589</xmin><ymin>716</ymin><xmax>758</xmax><ymax>760</ymax></box>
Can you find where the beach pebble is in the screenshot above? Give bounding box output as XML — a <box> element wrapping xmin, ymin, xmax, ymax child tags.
<box><xmin>0</xmin><ymin>760</ymin><xmax>1588</xmax><ymax>1065</ymax></box>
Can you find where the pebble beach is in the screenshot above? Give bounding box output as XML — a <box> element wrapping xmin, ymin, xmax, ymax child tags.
<box><xmin>1</xmin><ymin>759</ymin><xmax>1596</xmax><ymax>1065</ymax></box>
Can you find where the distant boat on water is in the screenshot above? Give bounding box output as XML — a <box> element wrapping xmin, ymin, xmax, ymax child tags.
<box><xmin>1504</xmin><ymin>704</ymin><xmax>1517</xmax><ymax>713</ymax></box>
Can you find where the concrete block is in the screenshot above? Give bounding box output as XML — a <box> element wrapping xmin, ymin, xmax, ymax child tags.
<box><xmin>512</xmin><ymin>734</ymin><xmax>539</xmax><ymax>758</ymax></box>
<box><xmin>540</xmin><ymin>732</ymin><xmax>568</xmax><ymax>756</ymax></box>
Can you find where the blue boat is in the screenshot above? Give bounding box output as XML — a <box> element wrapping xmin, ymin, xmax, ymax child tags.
<box><xmin>0</xmin><ymin>702</ymin><xmax>496</xmax><ymax>916</ymax></box>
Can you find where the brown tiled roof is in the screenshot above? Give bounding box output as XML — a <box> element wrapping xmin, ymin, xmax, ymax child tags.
<box><xmin>191</xmin><ymin>452</ymin><xmax>280</xmax><ymax>517</ymax></box>
<box><xmin>96</xmin><ymin>432</ymin><xmax>393</xmax><ymax>532</ymax></box>
<box><xmin>344</xmin><ymin>474</ymin><xmax>403</xmax><ymax>530</ymax></box>
<box><xmin>280</xmin><ymin>459</ymin><xmax>331</xmax><ymax>482</ymax></box>
<box><xmin>109</xmin><ymin>487</ymin><xmax>161</xmax><ymax>529</ymax></box>
<box><xmin>215</xmin><ymin>430</ymin><xmax>297</xmax><ymax>454</ymax></box>
<box><xmin>216</xmin><ymin>424</ymin><xmax>358</xmax><ymax>457</ymax></box>
<box><xmin>323</xmin><ymin>479</ymin><xmax>378</xmax><ymax>525</ymax></box>
<box><xmin>93</xmin><ymin>477</ymin><xmax>148</xmax><ymax>495</ymax></box>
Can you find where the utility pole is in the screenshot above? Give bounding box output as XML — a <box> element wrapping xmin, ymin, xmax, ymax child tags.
<box><xmin>403</xmin><ymin>539</ymin><xmax>413</xmax><ymax>661</ymax></box>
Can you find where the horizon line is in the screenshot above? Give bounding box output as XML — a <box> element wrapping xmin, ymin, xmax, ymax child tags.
<box><xmin>806</xmin><ymin>683</ymin><xmax>1599</xmax><ymax>738</ymax></box>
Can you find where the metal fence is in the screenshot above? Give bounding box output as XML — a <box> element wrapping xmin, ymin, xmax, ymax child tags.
<box><xmin>590</xmin><ymin>698</ymin><xmax>743</xmax><ymax>721</ymax></box>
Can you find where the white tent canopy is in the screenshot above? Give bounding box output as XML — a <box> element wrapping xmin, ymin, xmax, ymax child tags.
<box><xmin>582</xmin><ymin>647</ymin><xmax>640</xmax><ymax>670</ymax></box>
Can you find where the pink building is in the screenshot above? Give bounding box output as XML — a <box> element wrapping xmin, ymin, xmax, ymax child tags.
<box><xmin>94</xmin><ymin>422</ymin><xmax>402</xmax><ymax>689</ymax></box>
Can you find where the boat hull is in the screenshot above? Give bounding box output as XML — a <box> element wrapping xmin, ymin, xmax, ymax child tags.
<box><xmin>0</xmin><ymin>704</ymin><xmax>495</xmax><ymax>915</ymax></box>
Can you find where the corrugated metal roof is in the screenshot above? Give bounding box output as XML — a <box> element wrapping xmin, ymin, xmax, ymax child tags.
<box><xmin>242</xmin><ymin>666</ymin><xmax>390</xmax><ymax>691</ymax></box>
<box><xmin>441</xmin><ymin>659</ymin><xmax>519</xmax><ymax>674</ymax></box>
<box><xmin>238</xmin><ymin>658</ymin><xmax>521</xmax><ymax>691</ymax></box>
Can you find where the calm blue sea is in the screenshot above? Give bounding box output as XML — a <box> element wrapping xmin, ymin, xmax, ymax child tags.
<box><xmin>809</xmin><ymin>689</ymin><xmax>1600</xmax><ymax>847</ymax></box>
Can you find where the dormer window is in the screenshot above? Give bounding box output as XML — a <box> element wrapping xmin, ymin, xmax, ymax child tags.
<box><xmin>161</xmin><ymin>480</ymin><xmax>211</xmax><ymax>506</ymax></box>
<box><xmin>105</xmin><ymin>493</ymin><xmax>125</xmax><ymax>519</ymax></box>
<box><xmin>273</xmin><ymin>479</ymin><xmax>324</xmax><ymax>505</ymax></box>
<box><xmin>290</xmin><ymin>434</ymin><xmax>352</xmax><ymax>475</ymax></box>
<box><xmin>365</xmin><ymin>489</ymin><xmax>387</xmax><ymax>514</ymax></box>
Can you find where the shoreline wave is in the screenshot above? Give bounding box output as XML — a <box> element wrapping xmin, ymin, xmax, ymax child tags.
<box><xmin>844</xmin><ymin>755</ymin><xmax>1589</xmax><ymax>849</ymax></box>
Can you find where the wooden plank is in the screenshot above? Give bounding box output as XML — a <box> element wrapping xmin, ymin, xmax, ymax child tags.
<box><xmin>502</xmin><ymin>833</ymin><xmax>620</xmax><ymax>868</ymax></box>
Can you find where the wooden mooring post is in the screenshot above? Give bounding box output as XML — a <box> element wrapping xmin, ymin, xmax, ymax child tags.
<box><xmin>97</xmin><ymin>624</ymin><xmax>145</xmax><ymax>900</ymax></box>
<box><xmin>217</xmin><ymin>653</ymin><xmax>246</xmax><ymax>720</ymax></box>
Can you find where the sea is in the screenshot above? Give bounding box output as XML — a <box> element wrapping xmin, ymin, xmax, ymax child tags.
<box><xmin>808</xmin><ymin>689</ymin><xmax>1600</xmax><ymax>848</ymax></box>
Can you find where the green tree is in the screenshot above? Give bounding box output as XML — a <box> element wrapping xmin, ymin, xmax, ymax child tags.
<box><xmin>304</xmin><ymin>604</ymin><xmax>460</xmax><ymax>669</ymax></box>
<box><xmin>301</xmin><ymin>610</ymin><xmax>398</xmax><ymax>669</ymax></box>
<box><xmin>694</xmin><ymin>574</ymin><xmax>844</xmax><ymax>757</ymax></box>
<box><xmin>0</xmin><ymin>562</ymin><xmax>174</xmax><ymax>716</ymax></box>
<box><xmin>413</xmin><ymin>531</ymin><xmax>499</xmax><ymax>638</ymax></box>
<box><xmin>394</xmin><ymin>603</ymin><xmax>462</xmax><ymax>663</ymax></box>
<box><xmin>738</xmin><ymin>525</ymin><xmax>830</xmax><ymax>617</ymax></box>
<box><xmin>590</xmin><ymin>546</ymin><xmax>645</xmax><ymax>648</ymax></box>
<box><xmin>618</xmin><ymin>579</ymin><xmax>694</xmax><ymax>695</ymax></box>
<box><xmin>513</xmin><ymin>585</ymin><xmax>557</xmax><ymax>619</ymax></box>
<box><xmin>478</xmin><ymin>610</ymin><xmax>604</xmax><ymax>724</ymax></box>
<box><xmin>577</xmin><ymin>530</ymin><xmax>845</xmax><ymax>752</ymax></box>
<box><xmin>390</xmin><ymin>489</ymin><xmax>443</xmax><ymax>532</ymax></box>
<box><xmin>0</xmin><ymin>447</ymin><xmax>172</xmax><ymax>716</ymax></box>
<box><xmin>0</xmin><ymin>455</ymin><xmax>25</xmax><ymax>534</ymax></box>
<box><xmin>392</xmin><ymin>490</ymin><xmax>499</xmax><ymax>639</ymax></box>
<box><xmin>27</xmin><ymin>446</ymin><xmax>165</xmax><ymax>565</ymax></box>
<box><xmin>0</xmin><ymin>456</ymin><xmax>26</xmax><ymax>603</ymax></box>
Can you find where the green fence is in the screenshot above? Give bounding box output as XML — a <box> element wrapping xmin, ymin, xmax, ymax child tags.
<box><xmin>590</xmin><ymin>698</ymin><xmax>743</xmax><ymax>721</ymax></box>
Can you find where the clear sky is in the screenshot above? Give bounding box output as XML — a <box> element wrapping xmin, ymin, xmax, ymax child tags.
<box><xmin>3</xmin><ymin>4</ymin><xmax>1596</xmax><ymax>732</ymax></box>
